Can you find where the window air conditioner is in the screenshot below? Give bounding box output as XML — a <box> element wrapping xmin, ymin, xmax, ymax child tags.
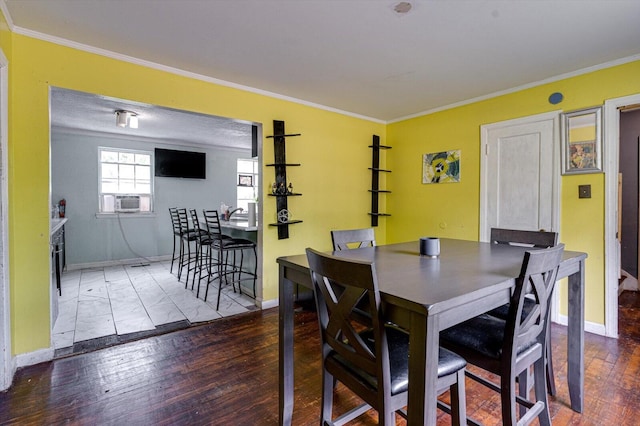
<box><xmin>115</xmin><ymin>195</ymin><xmax>141</xmax><ymax>213</ymax></box>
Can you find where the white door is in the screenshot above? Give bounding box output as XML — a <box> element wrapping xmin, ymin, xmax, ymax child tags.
<box><xmin>480</xmin><ymin>112</ymin><xmax>560</xmax><ymax>242</ymax></box>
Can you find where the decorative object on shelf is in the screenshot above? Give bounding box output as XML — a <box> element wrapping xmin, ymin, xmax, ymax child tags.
<box><xmin>369</xmin><ymin>134</ymin><xmax>391</xmax><ymax>227</ymax></box>
<box><xmin>238</xmin><ymin>174</ymin><xmax>253</xmax><ymax>187</ymax></box>
<box><xmin>561</xmin><ymin>105</ymin><xmax>603</xmax><ymax>175</ymax></box>
<box><xmin>277</xmin><ymin>209</ymin><xmax>290</xmax><ymax>223</ymax></box>
<box><xmin>266</xmin><ymin>120</ymin><xmax>302</xmax><ymax>239</ymax></box>
<box><xmin>422</xmin><ymin>149</ymin><xmax>460</xmax><ymax>184</ymax></box>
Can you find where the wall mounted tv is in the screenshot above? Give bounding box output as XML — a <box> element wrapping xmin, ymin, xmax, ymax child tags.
<box><xmin>155</xmin><ymin>148</ymin><xmax>206</xmax><ymax>179</ymax></box>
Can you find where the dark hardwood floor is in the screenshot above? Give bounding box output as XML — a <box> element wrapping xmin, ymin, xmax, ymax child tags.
<box><xmin>1</xmin><ymin>293</ymin><xmax>640</xmax><ymax>425</ymax></box>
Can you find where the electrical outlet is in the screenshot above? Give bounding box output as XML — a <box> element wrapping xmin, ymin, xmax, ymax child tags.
<box><xmin>578</xmin><ymin>185</ymin><xmax>591</xmax><ymax>199</ymax></box>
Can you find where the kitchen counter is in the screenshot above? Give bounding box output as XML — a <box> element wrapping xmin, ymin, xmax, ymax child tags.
<box><xmin>219</xmin><ymin>219</ymin><xmax>258</xmax><ymax>232</ymax></box>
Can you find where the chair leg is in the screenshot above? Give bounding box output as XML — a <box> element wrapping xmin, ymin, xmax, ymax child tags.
<box><xmin>500</xmin><ymin>369</ymin><xmax>518</xmax><ymax>426</ymax></box>
<box><xmin>320</xmin><ymin>370</ymin><xmax>334</xmax><ymax>426</ymax></box>
<box><xmin>170</xmin><ymin>235</ymin><xmax>177</xmax><ymax>273</ymax></box>
<box><xmin>450</xmin><ymin>368</ymin><xmax>466</xmax><ymax>426</ymax></box>
<box><xmin>177</xmin><ymin>238</ymin><xmax>185</xmax><ymax>280</ymax></box>
<box><xmin>534</xmin><ymin>356</ymin><xmax>552</xmax><ymax>426</ymax></box>
<box><xmin>545</xmin><ymin>325</ymin><xmax>556</xmax><ymax>396</ymax></box>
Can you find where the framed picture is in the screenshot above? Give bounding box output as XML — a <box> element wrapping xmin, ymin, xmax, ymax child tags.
<box><xmin>561</xmin><ymin>106</ymin><xmax>603</xmax><ymax>175</ymax></box>
<box><xmin>422</xmin><ymin>149</ymin><xmax>460</xmax><ymax>184</ymax></box>
<box><xmin>238</xmin><ymin>174</ymin><xmax>253</xmax><ymax>187</ymax></box>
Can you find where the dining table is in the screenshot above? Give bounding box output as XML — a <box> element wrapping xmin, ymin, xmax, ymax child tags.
<box><xmin>277</xmin><ymin>238</ymin><xmax>587</xmax><ymax>425</ymax></box>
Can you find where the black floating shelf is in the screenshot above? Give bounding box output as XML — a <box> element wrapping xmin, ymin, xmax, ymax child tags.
<box><xmin>266</xmin><ymin>133</ymin><xmax>302</xmax><ymax>139</ymax></box>
<box><xmin>368</xmin><ymin>213</ymin><xmax>391</xmax><ymax>217</ymax></box>
<box><xmin>370</xmin><ymin>135</ymin><xmax>391</xmax><ymax>227</ymax></box>
<box><xmin>268</xmin><ymin>120</ymin><xmax>303</xmax><ymax>239</ymax></box>
<box><xmin>268</xmin><ymin>220</ymin><xmax>304</xmax><ymax>227</ymax></box>
<box><xmin>368</xmin><ymin>145</ymin><xmax>392</xmax><ymax>150</ymax></box>
<box><xmin>268</xmin><ymin>193</ymin><xmax>302</xmax><ymax>197</ymax></box>
<box><xmin>369</xmin><ymin>189</ymin><xmax>392</xmax><ymax>193</ymax></box>
<box><xmin>368</xmin><ymin>168</ymin><xmax>392</xmax><ymax>172</ymax></box>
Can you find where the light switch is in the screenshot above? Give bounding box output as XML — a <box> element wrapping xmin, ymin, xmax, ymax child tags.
<box><xmin>578</xmin><ymin>185</ymin><xmax>591</xmax><ymax>199</ymax></box>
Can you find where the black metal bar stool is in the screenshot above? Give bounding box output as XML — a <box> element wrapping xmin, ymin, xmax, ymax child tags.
<box><xmin>202</xmin><ymin>210</ymin><xmax>257</xmax><ymax>309</ymax></box>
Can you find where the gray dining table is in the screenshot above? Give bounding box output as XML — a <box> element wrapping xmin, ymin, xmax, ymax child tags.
<box><xmin>277</xmin><ymin>239</ymin><xmax>587</xmax><ymax>425</ymax></box>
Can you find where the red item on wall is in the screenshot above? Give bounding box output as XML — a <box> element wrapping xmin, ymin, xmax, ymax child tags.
<box><xmin>59</xmin><ymin>199</ymin><xmax>66</xmax><ymax>218</ymax></box>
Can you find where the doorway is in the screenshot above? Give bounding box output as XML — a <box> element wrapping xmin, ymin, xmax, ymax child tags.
<box><xmin>49</xmin><ymin>87</ymin><xmax>264</xmax><ymax>356</ymax></box>
<box><xmin>604</xmin><ymin>93</ymin><xmax>640</xmax><ymax>338</ymax></box>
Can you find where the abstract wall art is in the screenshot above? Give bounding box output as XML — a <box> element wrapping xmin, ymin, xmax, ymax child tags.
<box><xmin>422</xmin><ymin>149</ymin><xmax>460</xmax><ymax>184</ymax></box>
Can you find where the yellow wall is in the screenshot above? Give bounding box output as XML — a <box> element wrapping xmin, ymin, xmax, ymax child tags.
<box><xmin>7</xmin><ymin>34</ymin><xmax>385</xmax><ymax>354</ymax></box>
<box><xmin>387</xmin><ymin>60</ymin><xmax>640</xmax><ymax>324</ymax></box>
<box><xmin>4</xmin><ymin>14</ymin><xmax>640</xmax><ymax>355</ymax></box>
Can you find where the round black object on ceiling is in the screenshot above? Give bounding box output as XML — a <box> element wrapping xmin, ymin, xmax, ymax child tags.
<box><xmin>549</xmin><ymin>92</ymin><xmax>564</xmax><ymax>105</ymax></box>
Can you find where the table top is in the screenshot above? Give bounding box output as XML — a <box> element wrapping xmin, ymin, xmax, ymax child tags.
<box><xmin>278</xmin><ymin>239</ymin><xmax>587</xmax><ymax>316</ymax></box>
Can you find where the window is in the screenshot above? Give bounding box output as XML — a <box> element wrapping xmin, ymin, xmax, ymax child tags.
<box><xmin>99</xmin><ymin>147</ymin><xmax>153</xmax><ymax>213</ymax></box>
<box><xmin>237</xmin><ymin>158</ymin><xmax>258</xmax><ymax>212</ymax></box>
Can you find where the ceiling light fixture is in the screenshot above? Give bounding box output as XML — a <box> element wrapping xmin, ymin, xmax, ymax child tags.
<box><xmin>115</xmin><ymin>110</ymin><xmax>139</xmax><ymax>129</ymax></box>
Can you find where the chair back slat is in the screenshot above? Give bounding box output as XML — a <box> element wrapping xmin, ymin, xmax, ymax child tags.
<box><xmin>331</xmin><ymin>228</ymin><xmax>376</xmax><ymax>251</ymax></box>
<box><xmin>306</xmin><ymin>248</ymin><xmax>388</xmax><ymax>381</ymax></box>
<box><xmin>505</xmin><ymin>244</ymin><xmax>564</xmax><ymax>359</ymax></box>
<box><xmin>189</xmin><ymin>209</ymin><xmax>203</xmax><ymax>233</ymax></box>
<box><xmin>490</xmin><ymin>228</ymin><xmax>558</xmax><ymax>248</ymax></box>
<box><xmin>169</xmin><ymin>207</ymin><xmax>181</xmax><ymax>235</ymax></box>
<box><xmin>202</xmin><ymin>210</ymin><xmax>224</xmax><ymax>239</ymax></box>
<box><xmin>176</xmin><ymin>208</ymin><xmax>190</xmax><ymax>234</ymax></box>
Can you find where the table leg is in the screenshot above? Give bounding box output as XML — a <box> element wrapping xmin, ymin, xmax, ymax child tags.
<box><xmin>279</xmin><ymin>265</ymin><xmax>295</xmax><ymax>425</ymax></box>
<box><xmin>407</xmin><ymin>311</ymin><xmax>439</xmax><ymax>425</ymax></box>
<box><xmin>567</xmin><ymin>259</ymin><xmax>585</xmax><ymax>412</ymax></box>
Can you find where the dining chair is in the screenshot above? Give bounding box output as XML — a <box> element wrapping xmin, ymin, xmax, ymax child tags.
<box><xmin>488</xmin><ymin>227</ymin><xmax>559</xmax><ymax>396</ymax></box>
<box><xmin>331</xmin><ymin>228</ymin><xmax>376</xmax><ymax>250</ymax></box>
<box><xmin>440</xmin><ymin>244</ymin><xmax>564</xmax><ymax>426</ymax></box>
<box><xmin>306</xmin><ymin>248</ymin><xmax>467</xmax><ymax>426</ymax></box>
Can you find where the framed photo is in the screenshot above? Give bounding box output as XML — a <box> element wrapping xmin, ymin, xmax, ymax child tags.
<box><xmin>238</xmin><ymin>174</ymin><xmax>253</xmax><ymax>187</ymax></box>
<box><xmin>561</xmin><ymin>106</ymin><xmax>603</xmax><ymax>175</ymax></box>
<box><xmin>422</xmin><ymin>149</ymin><xmax>460</xmax><ymax>184</ymax></box>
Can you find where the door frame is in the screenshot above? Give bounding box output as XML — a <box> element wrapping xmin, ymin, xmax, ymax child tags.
<box><xmin>0</xmin><ymin>47</ymin><xmax>11</xmax><ymax>391</ymax></box>
<box><xmin>480</xmin><ymin>111</ymin><xmax>562</xmax><ymax>321</ymax></box>
<box><xmin>604</xmin><ymin>93</ymin><xmax>640</xmax><ymax>338</ymax></box>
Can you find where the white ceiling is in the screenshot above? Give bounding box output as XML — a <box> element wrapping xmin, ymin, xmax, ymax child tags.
<box><xmin>5</xmin><ymin>0</ymin><xmax>640</xmax><ymax>144</ymax></box>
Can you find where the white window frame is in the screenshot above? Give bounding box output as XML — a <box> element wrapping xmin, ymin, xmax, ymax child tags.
<box><xmin>98</xmin><ymin>147</ymin><xmax>154</xmax><ymax>214</ymax></box>
<box><xmin>236</xmin><ymin>158</ymin><xmax>258</xmax><ymax>213</ymax></box>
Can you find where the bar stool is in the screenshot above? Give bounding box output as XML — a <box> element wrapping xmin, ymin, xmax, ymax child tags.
<box><xmin>202</xmin><ymin>210</ymin><xmax>257</xmax><ymax>309</ymax></box>
<box><xmin>168</xmin><ymin>207</ymin><xmax>182</xmax><ymax>274</ymax></box>
<box><xmin>176</xmin><ymin>208</ymin><xmax>204</xmax><ymax>284</ymax></box>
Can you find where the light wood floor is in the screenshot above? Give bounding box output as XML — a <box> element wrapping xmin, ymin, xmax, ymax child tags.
<box><xmin>1</xmin><ymin>293</ymin><xmax>640</xmax><ymax>425</ymax></box>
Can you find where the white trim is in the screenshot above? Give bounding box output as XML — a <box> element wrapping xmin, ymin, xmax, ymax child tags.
<box><xmin>390</xmin><ymin>54</ymin><xmax>640</xmax><ymax>124</ymax></box>
<box><xmin>604</xmin><ymin>93</ymin><xmax>640</xmax><ymax>338</ymax></box>
<box><xmin>0</xmin><ymin>46</ymin><xmax>11</xmax><ymax>391</ymax></box>
<box><xmin>14</xmin><ymin>347</ymin><xmax>54</xmax><ymax>369</ymax></box>
<box><xmin>556</xmin><ymin>314</ymin><xmax>606</xmax><ymax>337</ymax></box>
<box><xmin>10</xmin><ymin>25</ymin><xmax>384</xmax><ymax>125</ymax></box>
<box><xmin>260</xmin><ymin>298</ymin><xmax>279</xmax><ymax>310</ymax></box>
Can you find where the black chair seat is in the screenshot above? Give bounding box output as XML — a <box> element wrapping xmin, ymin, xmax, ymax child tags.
<box><xmin>487</xmin><ymin>296</ymin><xmax>536</xmax><ymax>320</ymax></box>
<box><xmin>328</xmin><ymin>326</ymin><xmax>466</xmax><ymax>397</ymax></box>
<box><xmin>441</xmin><ymin>314</ymin><xmax>537</xmax><ymax>360</ymax></box>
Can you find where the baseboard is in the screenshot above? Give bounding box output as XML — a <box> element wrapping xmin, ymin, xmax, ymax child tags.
<box><xmin>15</xmin><ymin>346</ymin><xmax>54</xmax><ymax>369</ymax></box>
<box><xmin>555</xmin><ymin>314</ymin><xmax>607</xmax><ymax>337</ymax></box>
<box><xmin>67</xmin><ymin>254</ymin><xmax>172</xmax><ymax>271</ymax></box>
<box><xmin>260</xmin><ymin>298</ymin><xmax>278</xmax><ymax>310</ymax></box>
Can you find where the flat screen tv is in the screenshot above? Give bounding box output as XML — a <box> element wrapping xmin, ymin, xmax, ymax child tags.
<box><xmin>155</xmin><ymin>148</ymin><xmax>206</xmax><ymax>179</ymax></box>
